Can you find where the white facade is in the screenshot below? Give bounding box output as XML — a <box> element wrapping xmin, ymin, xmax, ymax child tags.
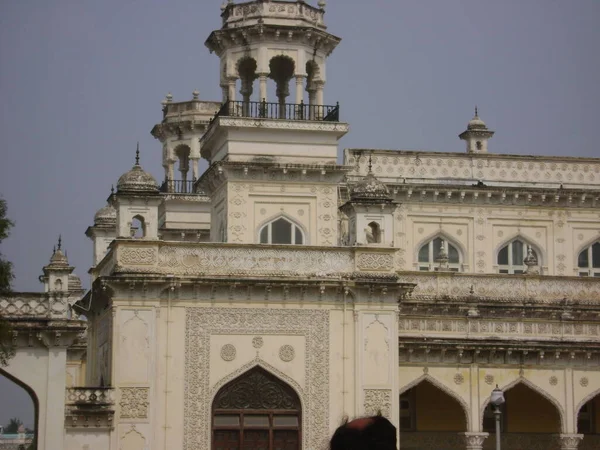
<box><xmin>1</xmin><ymin>2</ymin><xmax>599</xmax><ymax>450</ymax></box>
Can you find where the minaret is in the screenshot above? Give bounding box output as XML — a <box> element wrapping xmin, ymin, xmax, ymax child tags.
<box><xmin>86</xmin><ymin>186</ymin><xmax>118</xmax><ymax>266</ymax></box>
<box><xmin>459</xmin><ymin>107</ymin><xmax>495</xmax><ymax>153</ymax></box>
<box><xmin>39</xmin><ymin>236</ymin><xmax>83</xmax><ymax>297</ymax></box>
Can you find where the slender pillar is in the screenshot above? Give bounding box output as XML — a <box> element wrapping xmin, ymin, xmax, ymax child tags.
<box><xmin>307</xmin><ymin>89</ymin><xmax>317</xmax><ymax>120</ymax></box>
<box><xmin>295</xmin><ymin>75</ymin><xmax>305</xmax><ymax>104</ymax></box>
<box><xmin>314</xmin><ymin>80</ymin><xmax>325</xmax><ymax>119</ymax></box>
<box><xmin>258</xmin><ymin>73</ymin><xmax>268</xmax><ymax>102</ymax></box>
<box><xmin>463</xmin><ymin>432</ymin><xmax>489</xmax><ymax>450</ymax></box>
<box><xmin>276</xmin><ymin>80</ymin><xmax>290</xmax><ymax>119</ymax></box>
<box><xmin>227</xmin><ymin>77</ymin><xmax>237</xmax><ymax>102</ymax></box>
<box><xmin>191</xmin><ymin>158</ymin><xmax>199</xmax><ymax>181</ymax></box>
<box><xmin>558</xmin><ymin>434</ymin><xmax>584</xmax><ymax>450</ymax></box>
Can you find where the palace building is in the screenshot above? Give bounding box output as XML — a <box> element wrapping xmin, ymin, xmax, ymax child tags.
<box><xmin>1</xmin><ymin>1</ymin><xmax>600</xmax><ymax>450</ymax></box>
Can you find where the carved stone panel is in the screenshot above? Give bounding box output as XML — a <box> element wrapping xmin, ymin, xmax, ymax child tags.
<box><xmin>120</xmin><ymin>387</ymin><xmax>149</xmax><ymax>419</ymax></box>
<box><xmin>184</xmin><ymin>308</ymin><xmax>329</xmax><ymax>450</ymax></box>
<box><xmin>364</xmin><ymin>389</ymin><xmax>391</xmax><ymax>418</ymax></box>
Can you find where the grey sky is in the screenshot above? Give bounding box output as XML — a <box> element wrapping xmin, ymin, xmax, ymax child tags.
<box><xmin>0</xmin><ymin>0</ymin><xmax>599</xmax><ymax>428</ymax></box>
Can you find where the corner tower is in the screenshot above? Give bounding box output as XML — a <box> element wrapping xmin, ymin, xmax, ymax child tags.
<box><xmin>198</xmin><ymin>0</ymin><xmax>348</xmax><ymax>245</ymax></box>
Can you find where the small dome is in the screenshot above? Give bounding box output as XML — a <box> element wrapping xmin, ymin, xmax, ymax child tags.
<box><xmin>117</xmin><ymin>164</ymin><xmax>158</xmax><ymax>194</ymax></box>
<box><xmin>350</xmin><ymin>172</ymin><xmax>392</xmax><ymax>202</ymax></box>
<box><xmin>94</xmin><ymin>203</ymin><xmax>117</xmax><ymax>226</ymax></box>
<box><xmin>49</xmin><ymin>248</ymin><xmax>69</xmax><ymax>267</ymax></box>
<box><xmin>467</xmin><ymin>108</ymin><xmax>488</xmax><ymax>130</ymax></box>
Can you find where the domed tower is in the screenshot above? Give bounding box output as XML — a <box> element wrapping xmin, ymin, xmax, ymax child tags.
<box><xmin>114</xmin><ymin>145</ymin><xmax>161</xmax><ymax>239</ymax></box>
<box><xmin>340</xmin><ymin>155</ymin><xmax>398</xmax><ymax>246</ymax></box>
<box><xmin>86</xmin><ymin>195</ymin><xmax>117</xmax><ymax>266</ymax></box>
<box><xmin>459</xmin><ymin>107</ymin><xmax>495</xmax><ymax>153</ymax></box>
<box><xmin>39</xmin><ymin>236</ymin><xmax>83</xmax><ymax>298</ymax></box>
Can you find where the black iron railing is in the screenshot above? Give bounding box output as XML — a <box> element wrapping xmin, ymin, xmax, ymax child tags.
<box><xmin>213</xmin><ymin>100</ymin><xmax>340</xmax><ymax>122</ymax></box>
<box><xmin>160</xmin><ymin>179</ymin><xmax>196</xmax><ymax>194</ymax></box>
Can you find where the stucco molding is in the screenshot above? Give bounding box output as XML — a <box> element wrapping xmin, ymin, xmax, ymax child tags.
<box><xmin>184</xmin><ymin>307</ymin><xmax>329</xmax><ymax>450</ymax></box>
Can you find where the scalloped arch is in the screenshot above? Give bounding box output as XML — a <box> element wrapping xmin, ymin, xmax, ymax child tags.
<box><xmin>398</xmin><ymin>373</ymin><xmax>470</xmax><ymax>430</ymax></box>
<box><xmin>479</xmin><ymin>376</ymin><xmax>565</xmax><ymax>433</ymax></box>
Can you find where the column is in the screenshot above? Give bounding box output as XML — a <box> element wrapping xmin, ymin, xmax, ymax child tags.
<box><xmin>559</xmin><ymin>434</ymin><xmax>584</xmax><ymax>450</ymax></box>
<box><xmin>276</xmin><ymin>80</ymin><xmax>290</xmax><ymax>119</ymax></box>
<box><xmin>258</xmin><ymin>73</ymin><xmax>268</xmax><ymax>102</ymax></box>
<box><xmin>227</xmin><ymin>77</ymin><xmax>237</xmax><ymax>102</ymax></box>
<box><xmin>314</xmin><ymin>80</ymin><xmax>325</xmax><ymax>119</ymax></box>
<box><xmin>220</xmin><ymin>84</ymin><xmax>228</xmax><ymax>103</ymax></box>
<box><xmin>191</xmin><ymin>158</ymin><xmax>199</xmax><ymax>181</ymax></box>
<box><xmin>463</xmin><ymin>432</ymin><xmax>489</xmax><ymax>450</ymax></box>
<box><xmin>295</xmin><ymin>75</ymin><xmax>306</xmax><ymax>119</ymax></box>
<box><xmin>44</xmin><ymin>347</ymin><xmax>69</xmax><ymax>450</ymax></box>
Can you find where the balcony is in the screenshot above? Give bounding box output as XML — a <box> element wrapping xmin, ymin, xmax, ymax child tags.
<box><xmin>65</xmin><ymin>387</ymin><xmax>115</xmax><ymax>429</ymax></box>
<box><xmin>212</xmin><ymin>100</ymin><xmax>340</xmax><ymax>123</ymax></box>
<box><xmin>0</xmin><ymin>293</ymin><xmax>71</xmax><ymax>319</ymax></box>
<box><xmin>159</xmin><ymin>179</ymin><xmax>198</xmax><ymax>194</ymax></box>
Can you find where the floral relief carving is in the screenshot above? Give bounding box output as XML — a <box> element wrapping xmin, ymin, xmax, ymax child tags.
<box><xmin>484</xmin><ymin>374</ymin><xmax>494</xmax><ymax>385</ymax></box>
<box><xmin>119</xmin><ymin>387</ymin><xmax>149</xmax><ymax>419</ymax></box>
<box><xmin>279</xmin><ymin>345</ymin><xmax>295</xmax><ymax>362</ymax></box>
<box><xmin>184</xmin><ymin>308</ymin><xmax>329</xmax><ymax>450</ymax></box>
<box><xmin>549</xmin><ymin>376</ymin><xmax>558</xmax><ymax>386</ymax></box>
<box><xmin>252</xmin><ymin>336</ymin><xmax>264</xmax><ymax>349</ymax></box>
<box><xmin>356</xmin><ymin>253</ymin><xmax>394</xmax><ymax>271</ymax></box>
<box><xmin>119</xmin><ymin>248</ymin><xmax>157</xmax><ymax>265</ymax></box>
<box><xmin>364</xmin><ymin>389</ymin><xmax>391</xmax><ymax>418</ymax></box>
<box><xmin>220</xmin><ymin>344</ymin><xmax>236</xmax><ymax>361</ymax></box>
<box><xmin>580</xmin><ymin>377</ymin><xmax>589</xmax><ymax>387</ymax></box>
<box><xmin>454</xmin><ymin>373</ymin><xmax>465</xmax><ymax>385</ymax></box>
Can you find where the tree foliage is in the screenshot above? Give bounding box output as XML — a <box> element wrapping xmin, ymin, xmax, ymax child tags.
<box><xmin>0</xmin><ymin>197</ymin><xmax>15</xmax><ymax>366</ymax></box>
<box><xmin>4</xmin><ymin>417</ymin><xmax>23</xmax><ymax>433</ymax></box>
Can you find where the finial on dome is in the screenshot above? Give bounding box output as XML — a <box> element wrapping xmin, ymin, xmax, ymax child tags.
<box><xmin>166</xmin><ymin>92</ymin><xmax>173</xmax><ymax>103</ymax></box>
<box><xmin>318</xmin><ymin>0</ymin><xmax>326</xmax><ymax>9</ymax></box>
<box><xmin>57</xmin><ymin>234</ymin><xmax>62</xmax><ymax>251</ymax></box>
<box><xmin>474</xmin><ymin>105</ymin><xmax>478</xmax><ymax>118</ymax></box>
<box><xmin>111</xmin><ymin>184</ymin><xmax>115</xmax><ymax>195</ymax></box>
<box><xmin>135</xmin><ymin>142</ymin><xmax>140</xmax><ymax>165</ymax></box>
<box><xmin>192</xmin><ymin>89</ymin><xmax>200</xmax><ymax>100</ymax></box>
<box><xmin>53</xmin><ymin>245</ymin><xmax>56</xmax><ymax>255</ymax></box>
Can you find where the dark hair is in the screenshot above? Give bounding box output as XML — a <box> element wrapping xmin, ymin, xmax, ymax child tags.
<box><xmin>330</xmin><ymin>414</ymin><xmax>397</xmax><ymax>450</ymax></box>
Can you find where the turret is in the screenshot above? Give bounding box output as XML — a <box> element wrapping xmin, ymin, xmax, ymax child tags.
<box><xmin>459</xmin><ymin>107</ymin><xmax>495</xmax><ymax>153</ymax></box>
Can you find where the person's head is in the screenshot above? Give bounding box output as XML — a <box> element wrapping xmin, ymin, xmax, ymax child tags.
<box><xmin>330</xmin><ymin>413</ymin><xmax>397</xmax><ymax>450</ymax></box>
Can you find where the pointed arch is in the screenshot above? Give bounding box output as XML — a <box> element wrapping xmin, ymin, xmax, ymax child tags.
<box><xmin>398</xmin><ymin>373</ymin><xmax>471</xmax><ymax>430</ymax></box>
<box><xmin>479</xmin><ymin>377</ymin><xmax>566</xmax><ymax>433</ymax></box>
<box><xmin>575</xmin><ymin>238</ymin><xmax>600</xmax><ymax>276</ymax></box>
<box><xmin>0</xmin><ymin>368</ymin><xmax>39</xmax><ymax>445</ymax></box>
<box><xmin>414</xmin><ymin>230</ymin><xmax>466</xmax><ymax>271</ymax></box>
<box><xmin>257</xmin><ymin>213</ymin><xmax>307</xmax><ymax>245</ymax></box>
<box><xmin>576</xmin><ymin>387</ymin><xmax>600</xmax><ymax>419</ymax></box>
<box><xmin>494</xmin><ymin>233</ymin><xmax>545</xmax><ymax>266</ymax></box>
<box><xmin>209</xmin><ymin>359</ymin><xmax>305</xmax><ymax>450</ymax></box>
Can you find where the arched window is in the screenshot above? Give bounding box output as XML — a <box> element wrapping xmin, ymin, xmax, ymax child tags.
<box><xmin>578</xmin><ymin>242</ymin><xmax>600</xmax><ymax>277</ymax></box>
<box><xmin>366</xmin><ymin>221</ymin><xmax>381</xmax><ymax>244</ymax></box>
<box><xmin>130</xmin><ymin>216</ymin><xmax>146</xmax><ymax>239</ymax></box>
<box><xmin>418</xmin><ymin>237</ymin><xmax>461</xmax><ymax>271</ymax></box>
<box><xmin>259</xmin><ymin>217</ymin><xmax>304</xmax><ymax>245</ymax></box>
<box><xmin>497</xmin><ymin>239</ymin><xmax>538</xmax><ymax>274</ymax></box>
<box><xmin>212</xmin><ymin>367</ymin><xmax>301</xmax><ymax>450</ymax></box>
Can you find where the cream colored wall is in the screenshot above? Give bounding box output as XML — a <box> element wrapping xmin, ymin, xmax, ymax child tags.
<box><xmin>398</xmin><ymin>203</ymin><xmax>599</xmax><ymax>275</ymax></box>
<box><xmin>225</xmin><ymin>181</ymin><xmax>339</xmax><ymax>245</ymax></box>
<box><xmin>64</xmin><ymin>430</ymin><xmax>111</xmax><ymax>450</ymax></box>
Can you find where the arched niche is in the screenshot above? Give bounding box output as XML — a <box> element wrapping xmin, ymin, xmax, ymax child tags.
<box><xmin>211</xmin><ymin>366</ymin><xmax>302</xmax><ymax>450</ymax></box>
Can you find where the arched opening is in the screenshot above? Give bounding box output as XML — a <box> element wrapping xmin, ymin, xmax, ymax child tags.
<box><xmin>130</xmin><ymin>215</ymin><xmax>146</xmax><ymax>239</ymax></box>
<box><xmin>212</xmin><ymin>366</ymin><xmax>301</xmax><ymax>450</ymax></box>
<box><xmin>482</xmin><ymin>382</ymin><xmax>562</xmax><ymax>450</ymax></box>
<box><xmin>269</xmin><ymin>56</ymin><xmax>295</xmax><ymax>118</ymax></box>
<box><xmin>259</xmin><ymin>216</ymin><xmax>305</xmax><ymax>245</ymax></box>
<box><xmin>305</xmin><ymin>60</ymin><xmax>322</xmax><ymax>119</ymax></box>
<box><xmin>238</xmin><ymin>57</ymin><xmax>258</xmax><ymax>106</ymax></box>
<box><xmin>174</xmin><ymin>145</ymin><xmax>191</xmax><ymax>189</ymax></box>
<box><xmin>497</xmin><ymin>237</ymin><xmax>541</xmax><ymax>274</ymax></box>
<box><xmin>399</xmin><ymin>379</ymin><xmax>467</xmax><ymax>450</ymax></box>
<box><xmin>366</xmin><ymin>221</ymin><xmax>381</xmax><ymax>244</ymax></box>
<box><xmin>578</xmin><ymin>241</ymin><xmax>600</xmax><ymax>277</ymax></box>
<box><xmin>418</xmin><ymin>236</ymin><xmax>462</xmax><ymax>271</ymax></box>
<box><xmin>577</xmin><ymin>392</ymin><xmax>600</xmax><ymax>450</ymax></box>
<box><xmin>0</xmin><ymin>369</ymin><xmax>38</xmax><ymax>449</ymax></box>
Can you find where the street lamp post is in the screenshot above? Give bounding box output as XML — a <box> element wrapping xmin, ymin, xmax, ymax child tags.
<box><xmin>490</xmin><ymin>385</ymin><xmax>505</xmax><ymax>450</ymax></box>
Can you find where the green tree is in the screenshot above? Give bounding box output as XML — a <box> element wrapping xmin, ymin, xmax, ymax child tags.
<box><xmin>4</xmin><ymin>417</ymin><xmax>23</xmax><ymax>433</ymax></box>
<box><xmin>0</xmin><ymin>197</ymin><xmax>15</xmax><ymax>366</ymax></box>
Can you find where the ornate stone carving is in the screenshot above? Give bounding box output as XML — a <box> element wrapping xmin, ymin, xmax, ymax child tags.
<box><xmin>454</xmin><ymin>373</ymin><xmax>465</xmax><ymax>385</ymax></box>
<box><xmin>252</xmin><ymin>336</ymin><xmax>264</xmax><ymax>349</ymax></box>
<box><xmin>184</xmin><ymin>308</ymin><xmax>328</xmax><ymax>450</ymax></box>
<box><xmin>220</xmin><ymin>344</ymin><xmax>236</xmax><ymax>361</ymax></box>
<box><xmin>279</xmin><ymin>344</ymin><xmax>295</xmax><ymax>362</ymax></box>
<box><xmin>119</xmin><ymin>387</ymin><xmax>149</xmax><ymax>419</ymax></box>
<box><xmin>463</xmin><ymin>432</ymin><xmax>489</xmax><ymax>450</ymax></box>
<box><xmin>484</xmin><ymin>374</ymin><xmax>494</xmax><ymax>385</ymax></box>
<box><xmin>580</xmin><ymin>377</ymin><xmax>589</xmax><ymax>387</ymax></box>
<box><xmin>356</xmin><ymin>253</ymin><xmax>394</xmax><ymax>271</ymax></box>
<box><xmin>363</xmin><ymin>389</ymin><xmax>391</xmax><ymax>418</ymax></box>
<box><xmin>119</xmin><ymin>247</ymin><xmax>157</xmax><ymax>265</ymax></box>
<box><xmin>549</xmin><ymin>376</ymin><xmax>558</xmax><ymax>386</ymax></box>
<box><xmin>559</xmin><ymin>434</ymin><xmax>584</xmax><ymax>450</ymax></box>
